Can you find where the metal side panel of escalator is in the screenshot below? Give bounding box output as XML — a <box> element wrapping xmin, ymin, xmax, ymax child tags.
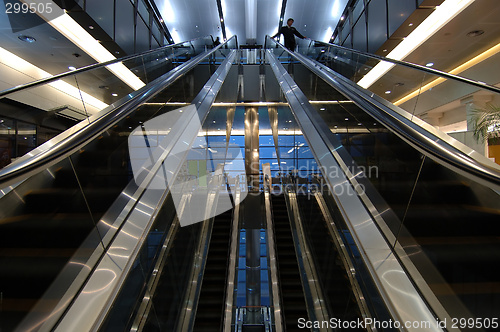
<box><xmin>0</xmin><ymin>37</ymin><xmax>238</xmax><ymax>332</ymax></box>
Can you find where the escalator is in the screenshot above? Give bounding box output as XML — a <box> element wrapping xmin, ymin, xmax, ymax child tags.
<box><xmin>296</xmin><ymin>193</ymin><xmax>362</xmax><ymax>326</ymax></box>
<box><xmin>1</xmin><ymin>32</ymin><xmax>500</xmax><ymax>332</ymax></box>
<box><xmin>270</xmin><ymin>194</ymin><xmax>309</xmax><ymax>330</ymax></box>
<box><xmin>193</xmin><ymin>208</ymin><xmax>233</xmax><ymax>331</ymax></box>
<box><xmin>267</xmin><ymin>36</ymin><xmax>500</xmax><ymax>329</ymax></box>
<box><xmin>0</xmin><ymin>36</ymin><xmax>236</xmax><ymax>332</ymax></box>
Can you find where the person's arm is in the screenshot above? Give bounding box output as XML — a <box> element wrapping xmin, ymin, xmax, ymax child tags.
<box><xmin>293</xmin><ymin>28</ymin><xmax>306</xmax><ymax>39</ymax></box>
<box><xmin>271</xmin><ymin>27</ymin><xmax>283</xmax><ymax>39</ymax></box>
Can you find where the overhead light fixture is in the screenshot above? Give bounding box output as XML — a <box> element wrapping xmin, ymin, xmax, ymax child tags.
<box><xmin>29</xmin><ymin>4</ymin><xmax>145</xmax><ymax>91</ymax></box>
<box><xmin>0</xmin><ymin>46</ymin><xmax>108</xmax><ymax>111</ymax></box>
<box><xmin>18</xmin><ymin>35</ymin><xmax>36</xmax><ymax>43</ymax></box>
<box><xmin>357</xmin><ymin>0</ymin><xmax>475</xmax><ymax>89</ymax></box>
<box><xmin>425</xmin><ymin>62</ymin><xmax>434</xmax><ymax>67</ymax></box>
<box><xmin>394</xmin><ymin>41</ymin><xmax>500</xmax><ymax>106</ymax></box>
<box><xmin>68</xmin><ymin>66</ymin><xmax>77</xmax><ymax>71</ymax></box>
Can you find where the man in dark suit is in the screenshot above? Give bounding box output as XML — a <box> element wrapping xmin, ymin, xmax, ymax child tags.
<box><xmin>272</xmin><ymin>18</ymin><xmax>306</xmax><ymax>51</ymax></box>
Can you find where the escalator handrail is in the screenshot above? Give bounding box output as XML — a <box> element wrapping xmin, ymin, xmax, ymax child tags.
<box><xmin>308</xmin><ymin>39</ymin><xmax>500</xmax><ymax>95</ymax></box>
<box><xmin>0</xmin><ymin>36</ymin><xmax>237</xmax><ymax>189</ymax></box>
<box><xmin>0</xmin><ymin>35</ymin><xmax>213</xmax><ymax>98</ymax></box>
<box><xmin>266</xmin><ymin>37</ymin><xmax>500</xmax><ymax>190</ymax></box>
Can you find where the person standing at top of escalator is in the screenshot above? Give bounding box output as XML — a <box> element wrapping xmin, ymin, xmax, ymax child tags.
<box><xmin>272</xmin><ymin>18</ymin><xmax>306</xmax><ymax>51</ymax></box>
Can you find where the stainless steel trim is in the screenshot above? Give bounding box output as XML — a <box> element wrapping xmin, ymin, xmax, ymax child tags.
<box><xmin>223</xmin><ymin>177</ymin><xmax>242</xmax><ymax>332</ymax></box>
<box><xmin>0</xmin><ymin>37</ymin><xmax>237</xmax><ymax>190</ymax></box>
<box><xmin>284</xmin><ymin>187</ymin><xmax>330</xmax><ymax>327</ymax></box>
<box><xmin>0</xmin><ymin>36</ymin><xmax>214</xmax><ymax>98</ymax></box>
<box><xmin>289</xmin><ymin>49</ymin><xmax>500</xmax><ymax>191</ymax></box>
<box><xmin>263</xmin><ymin>183</ymin><xmax>283</xmax><ymax>332</ymax></box>
<box><xmin>177</xmin><ymin>179</ymin><xmax>223</xmax><ymax>332</ymax></box>
<box><xmin>313</xmin><ymin>190</ymin><xmax>374</xmax><ymax>331</ymax></box>
<box><xmin>267</xmin><ymin>49</ymin><xmax>443</xmax><ymax>331</ymax></box>
<box><xmin>53</xmin><ymin>50</ymin><xmax>237</xmax><ymax>332</ymax></box>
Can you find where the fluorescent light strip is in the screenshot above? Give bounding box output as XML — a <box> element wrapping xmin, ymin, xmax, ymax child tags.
<box><xmin>394</xmin><ymin>42</ymin><xmax>500</xmax><ymax>106</ymax></box>
<box><xmin>357</xmin><ymin>0</ymin><xmax>475</xmax><ymax>89</ymax></box>
<box><xmin>26</xmin><ymin>0</ymin><xmax>145</xmax><ymax>91</ymax></box>
<box><xmin>142</xmin><ymin>101</ymin><xmax>354</xmax><ymax>107</ymax></box>
<box><xmin>0</xmin><ymin>46</ymin><xmax>108</xmax><ymax>110</ymax></box>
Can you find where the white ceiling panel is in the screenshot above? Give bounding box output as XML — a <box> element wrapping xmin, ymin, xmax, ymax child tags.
<box><xmin>222</xmin><ymin>0</ymin><xmax>246</xmax><ymax>44</ymax></box>
<box><xmin>283</xmin><ymin>0</ymin><xmax>348</xmax><ymax>43</ymax></box>
<box><xmin>156</xmin><ymin>0</ymin><xmax>220</xmax><ymax>43</ymax></box>
<box><xmin>256</xmin><ymin>0</ymin><xmax>281</xmax><ymax>45</ymax></box>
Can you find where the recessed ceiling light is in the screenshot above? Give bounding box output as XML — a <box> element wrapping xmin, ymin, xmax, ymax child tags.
<box><xmin>409</xmin><ymin>23</ymin><xmax>414</xmax><ymax>27</ymax></box>
<box><xmin>385</xmin><ymin>90</ymin><xmax>391</xmax><ymax>94</ymax></box>
<box><xmin>112</xmin><ymin>93</ymin><xmax>118</xmax><ymax>97</ymax></box>
<box><xmin>68</xmin><ymin>66</ymin><xmax>76</xmax><ymax>71</ymax></box>
<box><xmin>425</xmin><ymin>62</ymin><xmax>434</xmax><ymax>67</ymax></box>
<box><xmin>18</xmin><ymin>35</ymin><xmax>36</xmax><ymax>43</ymax></box>
<box><xmin>466</xmin><ymin>30</ymin><xmax>484</xmax><ymax>37</ymax></box>
<box><xmin>345</xmin><ymin>117</ymin><xmax>349</xmax><ymax>121</ymax></box>
<box><xmin>320</xmin><ymin>108</ymin><xmax>326</xmax><ymax>111</ymax></box>
<box><xmin>89</xmin><ymin>25</ymin><xmax>94</xmax><ymax>30</ymax></box>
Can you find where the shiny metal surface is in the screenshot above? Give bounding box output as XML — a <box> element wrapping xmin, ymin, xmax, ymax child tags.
<box><xmin>288</xmin><ymin>48</ymin><xmax>500</xmax><ymax>191</ymax></box>
<box><xmin>177</xmin><ymin>178</ymin><xmax>222</xmax><ymax>332</ymax></box>
<box><xmin>263</xmin><ymin>184</ymin><xmax>283</xmax><ymax>332</ymax></box>
<box><xmin>267</xmin><ymin>49</ymin><xmax>443</xmax><ymax>331</ymax></box>
<box><xmin>223</xmin><ymin>178</ymin><xmax>242</xmax><ymax>332</ymax></box>
<box><xmin>285</xmin><ymin>188</ymin><xmax>330</xmax><ymax>326</ymax></box>
<box><xmin>313</xmin><ymin>191</ymin><xmax>374</xmax><ymax>331</ymax></box>
<box><xmin>0</xmin><ymin>37</ymin><xmax>236</xmax><ymax>190</ymax></box>
<box><xmin>53</xmin><ymin>50</ymin><xmax>237</xmax><ymax>332</ymax></box>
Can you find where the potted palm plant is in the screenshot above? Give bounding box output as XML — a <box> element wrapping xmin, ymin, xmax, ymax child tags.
<box><xmin>471</xmin><ymin>104</ymin><xmax>500</xmax><ymax>143</ymax></box>
<box><xmin>471</xmin><ymin>104</ymin><xmax>500</xmax><ymax>164</ymax></box>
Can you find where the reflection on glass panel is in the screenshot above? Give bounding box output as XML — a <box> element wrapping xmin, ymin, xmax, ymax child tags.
<box><xmin>229</xmin><ymin>135</ymin><xmax>245</xmax><ymax>146</ymax></box>
<box><xmin>259</xmin><ymin>135</ymin><xmax>274</xmax><ymax>146</ymax></box>
<box><xmin>277</xmin><ymin>135</ymin><xmax>295</xmax><ymax>146</ymax></box>
<box><xmin>17</xmin><ymin>122</ymin><xmax>36</xmax><ymax>157</ymax></box>
<box><xmin>297</xmin><ymin>158</ymin><xmax>318</xmax><ymax>170</ymax></box>
<box><xmin>208</xmin><ymin>135</ymin><xmax>227</xmax><ymax>146</ymax></box>
<box><xmin>226</xmin><ymin>157</ymin><xmax>246</xmax><ymax>171</ymax></box>
<box><xmin>278</xmin><ymin>146</ymin><xmax>295</xmax><ymax>159</ymax></box>
<box><xmin>260</xmin><ymin>147</ymin><xmax>277</xmax><ymax>159</ymax></box>
<box><xmin>294</xmin><ymin>135</ymin><xmax>308</xmax><ymax>146</ymax></box>
<box><xmin>297</xmin><ymin>146</ymin><xmax>313</xmax><ymax>158</ymax></box>
<box><xmin>0</xmin><ymin>118</ymin><xmax>15</xmax><ymax>169</ymax></box>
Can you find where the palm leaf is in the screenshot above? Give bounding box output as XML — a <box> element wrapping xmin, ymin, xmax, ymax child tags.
<box><xmin>470</xmin><ymin>104</ymin><xmax>500</xmax><ymax>143</ymax></box>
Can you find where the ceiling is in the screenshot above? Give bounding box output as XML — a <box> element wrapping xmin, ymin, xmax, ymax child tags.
<box><xmin>155</xmin><ymin>0</ymin><xmax>348</xmax><ymax>46</ymax></box>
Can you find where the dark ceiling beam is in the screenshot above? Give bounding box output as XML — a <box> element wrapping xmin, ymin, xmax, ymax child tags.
<box><xmin>277</xmin><ymin>0</ymin><xmax>288</xmax><ymax>30</ymax></box>
<box><xmin>215</xmin><ymin>0</ymin><xmax>227</xmax><ymax>41</ymax></box>
<box><xmin>144</xmin><ymin>0</ymin><xmax>174</xmax><ymax>44</ymax></box>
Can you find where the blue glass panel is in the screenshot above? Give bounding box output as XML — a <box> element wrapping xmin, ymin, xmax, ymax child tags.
<box><xmin>294</xmin><ymin>135</ymin><xmax>308</xmax><ymax>146</ymax></box>
<box><xmin>297</xmin><ymin>146</ymin><xmax>313</xmax><ymax>158</ymax></box>
<box><xmin>259</xmin><ymin>135</ymin><xmax>274</xmax><ymax>146</ymax></box>
<box><xmin>229</xmin><ymin>135</ymin><xmax>245</xmax><ymax>146</ymax></box>
<box><xmin>297</xmin><ymin>158</ymin><xmax>318</xmax><ymax>170</ymax></box>
<box><xmin>260</xmin><ymin>147</ymin><xmax>277</xmax><ymax>159</ymax></box>
<box><xmin>279</xmin><ymin>147</ymin><xmax>295</xmax><ymax>159</ymax></box>
<box><xmin>277</xmin><ymin>135</ymin><xmax>295</xmax><ymax>146</ymax></box>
